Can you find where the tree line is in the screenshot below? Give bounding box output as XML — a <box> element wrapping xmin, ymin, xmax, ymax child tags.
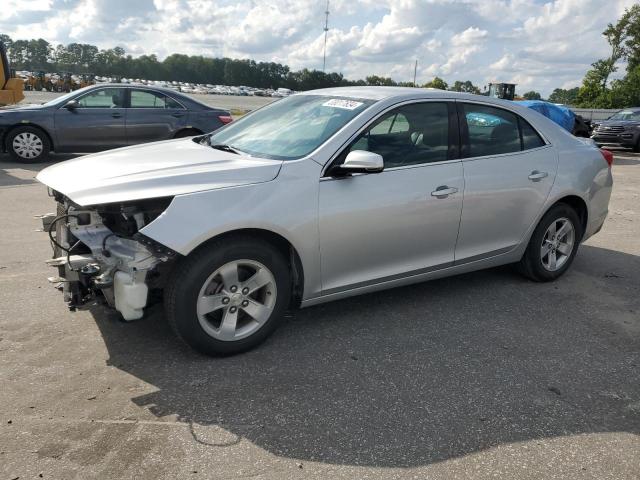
<box><xmin>0</xmin><ymin>33</ymin><xmax>488</xmax><ymax>94</ymax></box>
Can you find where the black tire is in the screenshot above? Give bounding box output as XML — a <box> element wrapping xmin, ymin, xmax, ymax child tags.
<box><xmin>633</xmin><ymin>138</ymin><xmax>640</xmax><ymax>153</ymax></box>
<box><xmin>6</xmin><ymin>126</ymin><xmax>51</xmax><ymax>163</ymax></box>
<box><xmin>517</xmin><ymin>203</ymin><xmax>583</xmax><ymax>282</ymax></box>
<box><xmin>174</xmin><ymin>129</ymin><xmax>202</xmax><ymax>139</ymax></box>
<box><xmin>165</xmin><ymin>236</ymin><xmax>291</xmax><ymax>356</ymax></box>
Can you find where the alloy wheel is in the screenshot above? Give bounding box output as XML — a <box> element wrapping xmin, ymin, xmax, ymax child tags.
<box><xmin>196</xmin><ymin>259</ymin><xmax>277</xmax><ymax>341</ymax></box>
<box><xmin>540</xmin><ymin>217</ymin><xmax>575</xmax><ymax>271</ymax></box>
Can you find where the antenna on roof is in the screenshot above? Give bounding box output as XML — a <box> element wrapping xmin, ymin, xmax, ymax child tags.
<box><xmin>322</xmin><ymin>0</ymin><xmax>330</xmax><ymax>72</ymax></box>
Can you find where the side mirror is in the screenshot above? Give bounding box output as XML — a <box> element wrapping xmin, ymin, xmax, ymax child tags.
<box><xmin>332</xmin><ymin>150</ymin><xmax>384</xmax><ymax>176</ymax></box>
<box><xmin>64</xmin><ymin>99</ymin><xmax>79</xmax><ymax>110</ymax></box>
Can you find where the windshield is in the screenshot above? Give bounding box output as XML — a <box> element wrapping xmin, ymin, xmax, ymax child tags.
<box><xmin>608</xmin><ymin>110</ymin><xmax>640</xmax><ymax>121</ymax></box>
<box><xmin>42</xmin><ymin>85</ymin><xmax>94</xmax><ymax>106</ymax></box>
<box><xmin>209</xmin><ymin>95</ymin><xmax>375</xmax><ymax>160</ymax></box>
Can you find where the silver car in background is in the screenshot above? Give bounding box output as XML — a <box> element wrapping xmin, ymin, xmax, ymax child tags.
<box><xmin>37</xmin><ymin>87</ymin><xmax>613</xmax><ymax>355</ymax></box>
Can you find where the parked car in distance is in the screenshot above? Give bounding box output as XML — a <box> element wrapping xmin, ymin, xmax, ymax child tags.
<box><xmin>0</xmin><ymin>84</ymin><xmax>232</xmax><ymax>162</ymax></box>
<box><xmin>37</xmin><ymin>87</ymin><xmax>613</xmax><ymax>356</ymax></box>
<box><xmin>591</xmin><ymin>107</ymin><xmax>640</xmax><ymax>151</ymax></box>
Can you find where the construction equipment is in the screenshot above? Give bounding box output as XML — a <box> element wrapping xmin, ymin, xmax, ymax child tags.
<box><xmin>0</xmin><ymin>40</ymin><xmax>25</xmax><ymax>106</ymax></box>
<box><xmin>488</xmin><ymin>82</ymin><xmax>516</xmax><ymax>101</ymax></box>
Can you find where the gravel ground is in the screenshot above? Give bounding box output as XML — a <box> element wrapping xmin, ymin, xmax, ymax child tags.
<box><xmin>21</xmin><ymin>90</ymin><xmax>277</xmax><ymax>113</ymax></box>
<box><xmin>0</xmin><ymin>150</ymin><xmax>638</xmax><ymax>479</ymax></box>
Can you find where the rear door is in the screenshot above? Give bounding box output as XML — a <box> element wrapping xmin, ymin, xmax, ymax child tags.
<box><xmin>126</xmin><ymin>89</ymin><xmax>188</xmax><ymax>145</ymax></box>
<box><xmin>54</xmin><ymin>87</ymin><xmax>127</xmax><ymax>152</ymax></box>
<box><xmin>454</xmin><ymin>101</ymin><xmax>558</xmax><ymax>263</ymax></box>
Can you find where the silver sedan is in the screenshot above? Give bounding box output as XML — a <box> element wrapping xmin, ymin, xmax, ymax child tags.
<box><xmin>37</xmin><ymin>87</ymin><xmax>613</xmax><ymax>355</ymax></box>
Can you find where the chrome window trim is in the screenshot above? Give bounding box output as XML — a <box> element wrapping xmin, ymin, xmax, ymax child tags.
<box><xmin>319</xmin><ymin>157</ymin><xmax>461</xmax><ymax>182</ymax></box>
<box><xmin>460</xmin><ymin>144</ymin><xmax>554</xmax><ymax>163</ymax></box>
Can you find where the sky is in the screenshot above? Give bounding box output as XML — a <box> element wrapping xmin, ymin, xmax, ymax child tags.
<box><xmin>1</xmin><ymin>0</ymin><xmax>637</xmax><ymax>96</ymax></box>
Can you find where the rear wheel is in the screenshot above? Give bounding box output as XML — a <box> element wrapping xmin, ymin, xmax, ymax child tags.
<box><xmin>518</xmin><ymin>203</ymin><xmax>583</xmax><ymax>282</ymax></box>
<box><xmin>165</xmin><ymin>236</ymin><xmax>291</xmax><ymax>356</ymax></box>
<box><xmin>7</xmin><ymin>126</ymin><xmax>51</xmax><ymax>163</ymax></box>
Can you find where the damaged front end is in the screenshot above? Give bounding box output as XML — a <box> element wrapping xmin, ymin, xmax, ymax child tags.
<box><xmin>40</xmin><ymin>192</ymin><xmax>178</xmax><ymax>320</ymax></box>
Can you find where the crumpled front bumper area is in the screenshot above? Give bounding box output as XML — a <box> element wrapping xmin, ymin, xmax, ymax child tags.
<box><xmin>40</xmin><ymin>200</ymin><xmax>176</xmax><ymax>320</ymax></box>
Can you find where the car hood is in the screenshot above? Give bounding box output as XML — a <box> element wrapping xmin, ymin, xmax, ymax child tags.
<box><xmin>0</xmin><ymin>103</ymin><xmax>48</xmax><ymax>113</ymax></box>
<box><xmin>37</xmin><ymin>138</ymin><xmax>283</xmax><ymax>206</ymax></box>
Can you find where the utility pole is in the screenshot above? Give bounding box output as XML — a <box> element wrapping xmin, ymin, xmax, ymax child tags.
<box><xmin>323</xmin><ymin>0</ymin><xmax>330</xmax><ymax>72</ymax></box>
<box><xmin>413</xmin><ymin>59</ymin><xmax>418</xmax><ymax>87</ymax></box>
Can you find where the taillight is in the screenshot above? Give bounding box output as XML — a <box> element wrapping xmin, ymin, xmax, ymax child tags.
<box><xmin>600</xmin><ymin>149</ymin><xmax>614</xmax><ymax>167</ymax></box>
<box><xmin>218</xmin><ymin>115</ymin><xmax>233</xmax><ymax>125</ymax></box>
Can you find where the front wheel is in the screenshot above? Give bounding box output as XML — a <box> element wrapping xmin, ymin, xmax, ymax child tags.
<box><xmin>165</xmin><ymin>237</ymin><xmax>291</xmax><ymax>356</ymax></box>
<box><xmin>518</xmin><ymin>203</ymin><xmax>583</xmax><ymax>282</ymax></box>
<box><xmin>7</xmin><ymin>126</ymin><xmax>51</xmax><ymax>163</ymax></box>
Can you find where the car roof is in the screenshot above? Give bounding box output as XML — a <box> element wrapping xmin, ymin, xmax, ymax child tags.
<box><xmin>298</xmin><ymin>86</ymin><xmax>493</xmax><ymax>102</ymax></box>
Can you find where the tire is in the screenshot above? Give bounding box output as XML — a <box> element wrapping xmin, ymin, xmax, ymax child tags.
<box><xmin>7</xmin><ymin>126</ymin><xmax>51</xmax><ymax>163</ymax></box>
<box><xmin>165</xmin><ymin>236</ymin><xmax>291</xmax><ymax>356</ymax></box>
<box><xmin>517</xmin><ymin>203</ymin><xmax>583</xmax><ymax>282</ymax></box>
<box><xmin>174</xmin><ymin>129</ymin><xmax>201</xmax><ymax>139</ymax></box>
<box><xmin>633</xmin><ymin>138</ymin><xmax>640</xmax><ymax>153</ymax></box>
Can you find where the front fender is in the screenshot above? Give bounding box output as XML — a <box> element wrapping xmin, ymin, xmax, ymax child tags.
<box><xmin>140</xmin><ymin>158</ymin><xmax>324</xmax><ymax>300</ymax></box>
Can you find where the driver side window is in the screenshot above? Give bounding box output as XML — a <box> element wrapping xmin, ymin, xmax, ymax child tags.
<box><xmin>76</xmin><ymin>88</ymin><xmax>126</xmax><ymax>108</ymax></box>
<box><xmin>346</xmin><ymin>102</ymin><xmax>450</xmax><ymax>168</ymax></box>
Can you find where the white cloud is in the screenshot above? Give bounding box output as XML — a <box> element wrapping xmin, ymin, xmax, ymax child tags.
<box><xmin>1</xmin><ymin>0</ymin><xmax>638</xmax><ymax>95</ymax></box>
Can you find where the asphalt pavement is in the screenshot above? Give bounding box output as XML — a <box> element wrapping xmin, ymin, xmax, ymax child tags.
<box><xmin>0</xmin><ymin>150</ymin><xmax>638</xmax><ymax>479</ymax></box>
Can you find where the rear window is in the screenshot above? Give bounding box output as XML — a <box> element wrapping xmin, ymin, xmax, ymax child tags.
<box><xmin>462</xmin><ymin>103</ymin><xmax>546</xmax><ymax>157</ymax></box>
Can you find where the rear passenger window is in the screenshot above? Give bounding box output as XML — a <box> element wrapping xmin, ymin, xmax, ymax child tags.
<box><xmin>463</xmin><ymin>104</ymin><xmax>520</xmax><ymax>157</ymax></box>
<box><xmin>520</xmin><ymin>119</ymin><xmax>545</xmax><ymax>150</ymax></box>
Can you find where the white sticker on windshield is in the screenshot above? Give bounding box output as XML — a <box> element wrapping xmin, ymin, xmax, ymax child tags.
<box><xmin>323</xmin><ymin>99</ymin><xmax>363</xmax><ymax>110</ymax></box>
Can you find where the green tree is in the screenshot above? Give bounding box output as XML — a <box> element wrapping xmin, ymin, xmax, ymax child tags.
<box><xmin>423</xmin><ymin>77</ymin><xmax>448</xmax><ymax>90</ymax></box>
<box><xmin>365</xmin><ymin>75</ymin><xmax>397</xmax><ymax>86</ymax></box>
<box><xmin>547</xmin><ymin>87</ymin><xmax>579</xmax><ymax>105</ymax></box>
<box><xmin>0</xmin><ymin>34</ymin><xmax>12</xmax><ymax>50</ymax></box>
<box><xmin>522</xmin><ymin>91</ymin><xmax>541</xmax><ymax>100</ymax></box>
<box><xmin>451</xmin><ymin>80</ymin><xmax>481</xmax><ymax>94</ymax></box>
<box><xmin>577</xmin><ymin>4</ymin><xmax>640</xmax><ymax>107</ymax></box>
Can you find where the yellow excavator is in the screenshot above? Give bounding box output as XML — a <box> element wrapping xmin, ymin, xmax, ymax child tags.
<box><xmin>0</xmin><ymin>40</ymin><xmax>25</xmax><ymax>106</ymax></box>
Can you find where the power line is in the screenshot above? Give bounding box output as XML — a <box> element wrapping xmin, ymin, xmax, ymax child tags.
<box><xmin>322</xmin><ymin>0</ymin><xmax>330</xmax><ymax>72</ymax></box>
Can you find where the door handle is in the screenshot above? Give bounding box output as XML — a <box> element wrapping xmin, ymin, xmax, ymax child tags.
<box><xmin>528</xmin><ymin>170</ymin><xmax>548</xmax><ymax>181</ymax></box>
<box><xmin>111</xmin><ymin>112</ymin><xmax>122</xmax><ymax>118</ymax></box>
<box><xmin>431</xmin><ymin>186</ymin><xmax>458</xmax><ymax>199</ymax></box>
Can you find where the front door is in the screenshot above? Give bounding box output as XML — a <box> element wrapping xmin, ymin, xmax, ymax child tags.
<box><xmin>319</xmin><ymin>101</ymin><xmax>464</xmax><ymax>294</ymax></box>
<box><xmin>454</xmin><ymin>102</ymin><xmax>558</xmax><ymax>262</ymax></box>
<box><xmin>54</xmin><ymin>87</ymin><xmax>127</xmax><ymax>152</ymax></box>
<box><xmin>126</xmin><ymin>89</ymin><xmax>188</xmax><ymax>144</ymax></box>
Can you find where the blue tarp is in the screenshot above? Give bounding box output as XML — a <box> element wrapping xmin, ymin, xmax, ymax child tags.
<box><xmin>515</xmin><ymin>100</ymin><xmax>575</xmax><ymax>132</ymax></box>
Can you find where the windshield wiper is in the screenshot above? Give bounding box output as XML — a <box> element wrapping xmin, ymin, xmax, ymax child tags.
<box><xmin>210</xmin><ymin>144</ymin><xmax>241</xmax><ymax>154</ymax></box>
<box><xmin>205</xmin><ymin>136</ymin><xmax>241</xmax><ymax>155</ymax></box>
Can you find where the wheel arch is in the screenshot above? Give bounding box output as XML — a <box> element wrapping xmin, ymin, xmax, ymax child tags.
<box><xmin>187</xmin><ymin>228</ymin><xmax>305</xmax><ymax>308</ymax></box>
<box><xmin>550</xmin><ymin>194</ymin><xmax>588</xmax><ymax>237</ymax></box>
<box><xmin>174</xmin><ymin>127</ymin><xmax>203</xmax><ymax>139</ymax></box>
<box><xmin>3</xmin><ymin>123</ymin><xmax>55</xmax><ymax>152</ymax></box>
